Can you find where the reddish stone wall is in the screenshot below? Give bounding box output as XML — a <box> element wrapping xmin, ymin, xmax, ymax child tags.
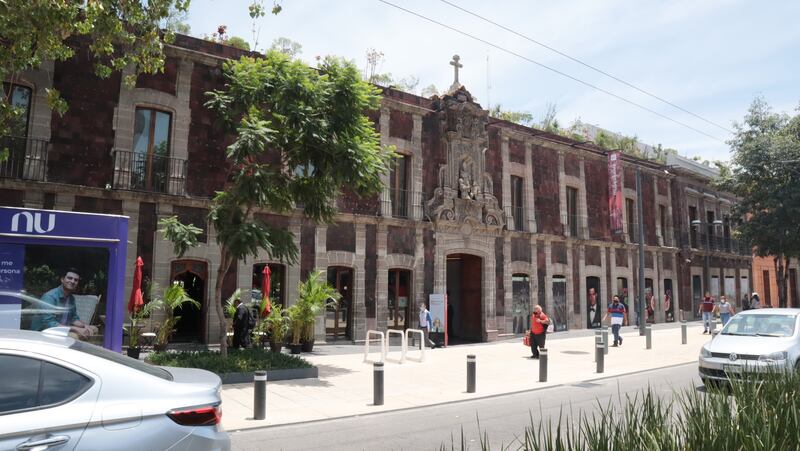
<box><xmin>423</xmin><ymin>229</ymin><xmax>435</xmax><ymax>298</ymax></box>
<box><xmin>422</xmin><ymin>113</ymin><xmax>445</xmax><ymax>196</ymax></box>
<box><xmin>389</xmin><ymin>110</ymin><xmax>413</xmax><ymax>141</ymax></box>
<box><xmin>564</xmin><ymin>154</ymin><xmax>580</xmax><ymax>177</ymax></box>
<box><xmin>509</xmin><ymin>139</ymin><xmax>525</xmax><ymax>164</ymax></box>
<box><xmin>645</xmin><ymin>251</ymin><xmax>654</xmax><ymax>269</ymax></box>
<box><xmin>615</xmin><ymin>248</ymin><xmax>628</xmax><ymax>267</ymax></box>
<box><xmin>657</xmin><ymin>177</ymin><xmax>669</xmax><ymax>196</ymax></box>
<box><xmin>326</xmin><ymin>222</ymin><xmax>355</xmax><ymax>253</ymax></box>
<box><xmin>532</xmin><ymin>144</ymin><xmax>561</xmax><ymax>234</ymax></box>
<box><xmin>495</xmin><ymin>237</ymin><xmax>504</xmax><ymax>316</ymax></box>
<box><xmin>387</xmin><ymin>225</ymin><xmax>415</xmax><ymax>255</ymax></box>
<box><xmin>73</xmin><ymin>196</ymin><xmax>122</xmax><ymax>215</ymax></box>
<box><xmin>300</xmin><ymin>220</ymin><xmax>316</xmax><ymax>281</ymax></box>
<box><xmin>136</xmin><ymin>57</ymin><xmax>178</xmax><ymax>96</ymax></box>
<box><xmin>586</xmin><ymin>245</ymin><xmax>602</xmax><ymax>266</ymax></box>
<box><xmin>364</xmin><ymin>224</ymin><xmax>377</xmax><ymax>319</ymax></box>
<box><xmin>551</xmin><ymin>242</ymin><xmax>567</xmax><ymax>264</ymax></box>
<box><xmin>511</xmin><ymin>237</ymin><xmax>530</xmax><ymax>262</ymax></box>
<box><xmin>641</xmin><ymin>173</ymin><xmax>658</xmax><ymax>246</ymax></box>
<box><xmin>0</xmin><ymin>189</ymin><xmax>23</xmax><ymax>206</ymax></box>
<box><xmin>337</xmin><ymin>188</ymin><xmax>380</xmax><ymax>216</ymax></box>
<box><xmin>187</xmin><ymin>63</ymin><xmax>232</xmax><ymax>197</ymax></box>
<box><xmin>624</xmin><ymin>167</ymin><xmax>636</xmax><ymax>189</ymax></box>
<box><xmin>136</xmin><ymin>202</ymin><xmax>157</xmax><ymax>283</ymax></box>
<box><xmin>49</xmin><ymin>44</ymin><xmax>119</xmax><ymax>187</ymax></box>
<box><xmin>485</xmin><ymin>129</ymin><xmax>502</xmax><ymax>205</ymax></box>
<box><xmin>584</xmin><ymin>158</ymin><xmax>610</xmax><ymax>240</ymax></box>
<box><xmin>255</xmin><ymin>213</ymin><xmax>289</xmax><ymax>230</ymax></box>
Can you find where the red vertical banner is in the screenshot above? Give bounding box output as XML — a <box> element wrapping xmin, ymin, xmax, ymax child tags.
<box><xmin>608</xmin><ymin>151</ymin><xmax>624</xmax><ymax>235</ymax></box>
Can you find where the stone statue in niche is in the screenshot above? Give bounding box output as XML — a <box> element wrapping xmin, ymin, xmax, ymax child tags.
<box><xmin>458</xmin><ymin>158</ymin><xmax>478</xmax><ymax>199</ymax></box>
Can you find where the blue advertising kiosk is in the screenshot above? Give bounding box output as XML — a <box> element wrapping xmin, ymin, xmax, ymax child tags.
<box><xmin>0</xmin><ymin>206</ymin><xmax>128</xmax><ymax>351</ymax></box>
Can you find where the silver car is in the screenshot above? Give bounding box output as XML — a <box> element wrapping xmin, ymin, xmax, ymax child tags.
<box><xmin>0</xmin><ymin>329</ymin><xmax>230</xmax><ymax>450</ymax></box>
<box><xmin>698</xmin><ymin>308</ymin><xmax>800</xmax><ymax>386</ymax></box>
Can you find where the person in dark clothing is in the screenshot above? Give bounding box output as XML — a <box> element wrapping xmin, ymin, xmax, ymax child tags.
<box><xmin>232</xmin><ymin>299</ymin><xmax>254</xmax><ymax>349</ymax></box>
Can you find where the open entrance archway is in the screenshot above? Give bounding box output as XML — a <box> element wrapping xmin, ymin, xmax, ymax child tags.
<box><xmin>326</xmin><ymin>266</ymin><xmax>353</xmax><ymax>341</ymax></box>
<box><xmin>170</xmin><ymin>260</ymin><xmax>207</xmax><ymax>343</ymax></box>
<box><xmin>446</xmin><ymin>253</ymin><xmax>483</xmax><ymax>343</ymax></box>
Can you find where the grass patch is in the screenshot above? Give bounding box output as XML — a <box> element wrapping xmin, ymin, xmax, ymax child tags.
<box><xmin>146</xmin><ymin>348</ymin><xmax>313</xmax><ymax>374</ymax></box>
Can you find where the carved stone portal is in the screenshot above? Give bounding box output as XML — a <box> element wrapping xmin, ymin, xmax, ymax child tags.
<box><xmin>426</xmin><ymin>87</ymin><xmax>505</xmax><ymax>229</ymax></box>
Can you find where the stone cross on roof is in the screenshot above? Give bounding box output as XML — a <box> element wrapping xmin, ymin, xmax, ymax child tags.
<box><xmin>449</xmin><ymin>54</ymin><xmax>463</xmax><ymax>92</ymax></box>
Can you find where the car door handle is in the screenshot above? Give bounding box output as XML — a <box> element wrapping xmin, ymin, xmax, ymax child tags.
<box><xmin>16</xmin><ymin>435</ymin><xmax>70</xmax><ymax>450</ymax></box>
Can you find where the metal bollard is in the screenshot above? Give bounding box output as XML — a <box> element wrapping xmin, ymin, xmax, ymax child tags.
<box><xmin>711</xmin><ymin>320</ymin><xmax>717</xmax><ymax>334</ymax></box>
<box><xmin>646</xmin><ymin>326</ymin><xmax>652</xmax><ymax>350</ymax></box>
<box><xmin>596</xmin><ymin>343</ymin><xmax>604</xmax><ymax>373</ymax></box>
<box><xmin>681</xmin><ymin>321</ymin><xmax>687</xmax><ymax>345</ymax></box>
<box><xmin>373</xmin><ymin>362</ymin><xmax>384</xmax><ymax>406</ymax></box>
<box><xmin>602</xmin><ymin>328</ymin><xmax>609</xmax><ymax>355</ymax></box>
<box><xmin>253</xmin><ymin>370</ymin><xmax>267</xmax><ymax>420</ymax></box>
<box><xmin>539</xmin><ymin>348</ymin><xmax>548</xmax><ymax>382</ymax></box>
<box><xmin>594</xmin><ymin>331</ymin><xmax>602</xmax><ymax>362</ymax></box>
<box><xmin>466</xmin><ymin>355</ymin><xmax>476</xmax><ymax>393</ymax></box>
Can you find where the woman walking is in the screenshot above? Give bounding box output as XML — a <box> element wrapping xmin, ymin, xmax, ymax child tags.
<box><xmin>717</xmin><ymin>295</ymin><xmax>735</xmax><ymax>325</ymax></box>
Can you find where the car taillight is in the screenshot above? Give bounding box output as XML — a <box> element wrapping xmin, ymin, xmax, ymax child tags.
<box><xmin>167</xmin><ymin>405</ymin><xmax>222</xmax><ymax>426</ymax></box>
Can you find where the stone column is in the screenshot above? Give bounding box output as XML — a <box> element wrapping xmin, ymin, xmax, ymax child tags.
<box><xmin>578</xmin><ymin>158</ymin><xmax>588</xmax><ymax>239</ymax></box>
<box><xmin>353</xmin><ymin>223</ymin><xmax>367</xmax><ymax>342</ymax></box>
<box><xmin>411</xmin><ymin>114</ymin><xmax>424</xmax><ymax>220</ymax></box>
<box><xmin>413</xmin><ymin>225</ymin><xmax>425</xmax><ymax>321</ymax></box>
<box><xmin>544</xmin><ymin>238</ymin><xmax>553</xmax><ymax>314</ymax></box>
<box><xmin>566</xmin><ymin>241</ymin><xmax>575</xmax><ymax>329</ymax></box>
<box><xmin>578</xmin><ymin>244</ymin><xmax>587</xmax><ymax>329</ymax></box>
<box><xmin>558</xmin><ymin>151</ymin><xmax>566</xmax><ymax>230</ymax></box>
<box><xmin>313</xmin><ymin>226</ymin><xmax>328</xmax><ymax>341</ymax></box>
<box><xmin>524</xmin><ymin>142</ymin><xmax>537</xmax><ymax>232</ymax></box>
<box><xmin>501</xmin><ymin>134</ymin><xmax>512</xmax><ymax>229</ymax></box>
<box><xmin>379</xmin><ymin>106</ymin><xmax>392</xmax><ymax>217</ymax></box>
<box><xmin>376</xmin><ymin>224</ymin><xmax>388</xmax><ymax>331</ymax></box>
<box><xmin>503</xmin><ymin>235</ymin><xmax>512</xmax><ymax>333</ymax></box>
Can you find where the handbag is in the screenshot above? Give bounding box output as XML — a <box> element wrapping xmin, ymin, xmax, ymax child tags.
<box><xmin>523</xmin><ymin>332</ymin><xmax>531</xmax><ymax>346</ymax></box>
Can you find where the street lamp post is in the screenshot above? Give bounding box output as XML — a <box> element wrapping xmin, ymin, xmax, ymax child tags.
<box><xmin>636</xmin><ymin>167</ymin><xmax>646</xmax><ymax>337</ymax></box>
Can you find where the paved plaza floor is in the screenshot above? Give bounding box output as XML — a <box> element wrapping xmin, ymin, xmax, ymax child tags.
<box><xmin>221</xmin><ymin>321</ymin><xmax>710</xmax><ymax>431</ymax></box>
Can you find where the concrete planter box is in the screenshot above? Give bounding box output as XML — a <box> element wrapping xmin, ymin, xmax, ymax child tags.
<box><xmin>219</xmin><ymin>367</ymin><xmax>318</xmax><ymax>385</ymax></box>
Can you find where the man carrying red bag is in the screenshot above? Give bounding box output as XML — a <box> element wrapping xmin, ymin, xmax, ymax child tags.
<box><xmin>529</xmin><ymin>304</ymin><xmax>550</xmax><ymax>359</ymax></box>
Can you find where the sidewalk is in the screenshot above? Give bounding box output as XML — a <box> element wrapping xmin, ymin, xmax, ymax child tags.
<box><xmin>221</xmin><ymin>321</ymin><xmax>710</xmax><ymax>431</ymax></box>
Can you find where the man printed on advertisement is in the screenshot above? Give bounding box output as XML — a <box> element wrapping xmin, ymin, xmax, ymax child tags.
<box><xmin>31</xmin><ymin>268</ymin><xmax>97</xmax><ymax>339</ymax></box>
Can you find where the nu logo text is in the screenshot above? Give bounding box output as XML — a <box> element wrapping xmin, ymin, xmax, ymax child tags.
<box><xmin>10</xmin><ymin>211</ymin><xmax>56</xmax><ymax>234</ymax></box>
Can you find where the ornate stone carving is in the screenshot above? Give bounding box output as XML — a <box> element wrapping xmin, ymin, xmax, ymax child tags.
<box><xmin>426</xmin><ymin>87</ymin><xmax>505</xmax><ymax>229</ymax></box>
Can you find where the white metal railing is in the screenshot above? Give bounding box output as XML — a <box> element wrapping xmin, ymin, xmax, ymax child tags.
<box><xmin>404</xmin><ymin>328</ymin><xmax>426</xmax><ymax>362</ymax></box>
<box><xmin>364</xmin><ymin>330</ymin><xmax>386</xmax><ymax>363</ymax></box>
<box><xmin>385</xmin><ymin>329</ymin><xmax>407</xmax><ymax>363</ymax></box>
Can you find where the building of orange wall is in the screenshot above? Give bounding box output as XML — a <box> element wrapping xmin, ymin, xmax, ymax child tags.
<box><xmin>752</xmin><ymin>256</ymin><xmax>800</xmax><ymax>307</ymax></box>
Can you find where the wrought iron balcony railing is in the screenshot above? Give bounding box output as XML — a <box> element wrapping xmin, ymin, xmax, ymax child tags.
<box><xmin>0</xmin><ymin>136</ymin><xmax>48</xmax><ymax>181</ymax></box>
<box><xmin>112</xmin><ymin>149</ymin><xmax>187</xmax><ymax>195</ymax></box>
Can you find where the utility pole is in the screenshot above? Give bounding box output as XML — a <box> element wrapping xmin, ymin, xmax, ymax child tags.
<box><xmin>636</xmin><ymin>167</ymin><xmax>646</xmax><ymax>337</ymax></box>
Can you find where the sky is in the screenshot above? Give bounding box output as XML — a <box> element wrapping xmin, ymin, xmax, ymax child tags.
<box><xmin>183</xmin><ymin>0</ymin><xmax>800</xmax><ymax>162</ymax></box>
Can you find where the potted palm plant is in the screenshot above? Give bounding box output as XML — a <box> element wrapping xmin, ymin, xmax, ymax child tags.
<box><xmin>296</xmin><ymin>270</ymin><xmax>341</xmax><ymax>352</ymax></box>
<box><xmin>147</xmin><ymin>281</ymin><xmax>199</xmax><ymax>352</ymax></box>
<box><xmin>261</xmin><ymin>304</ymin><xmax>289</xmax><ymax>353</ymax></box>
<box><xmin>286</xmin><ymin>304</ymin><xmax>304</xmax><ymax>354</ymax></box>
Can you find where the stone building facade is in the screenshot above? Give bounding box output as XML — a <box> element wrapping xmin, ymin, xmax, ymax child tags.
<box><xmin>0</xmin><ymin>37</ymin><xmax>753</xmax><ymax>344</ymax></box>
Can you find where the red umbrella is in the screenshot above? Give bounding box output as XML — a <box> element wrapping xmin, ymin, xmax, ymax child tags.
<box><xmin>260</xmin><ymin>265</ymin><xmax>272</xmax><ymax>317</ymax></box>
<box><xmin>127</xmin><ymin>257</ymin><xmax>144</xmax><ymax>314</ymax></box>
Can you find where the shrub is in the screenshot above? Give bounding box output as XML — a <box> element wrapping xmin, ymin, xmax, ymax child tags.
<box><xmin>146</xmin><ymin>347</ymin><xmax>312</xmax><ymax>374</ymax></box>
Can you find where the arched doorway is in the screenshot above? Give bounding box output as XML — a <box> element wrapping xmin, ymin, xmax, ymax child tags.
<box><xmin>170</xmin><ymin>260</ymin><xmax>207</xmax><ymax>343</ymax></box>
<box><xmin>446</xmin><ymin>253</ymin><xmax>482</xmax><ymax>343</ymax></box>
<box><xmin>388</xmin><ymin>269</ymin><xmax>411</xmax><ymax>330</ymax></box>
<box><xmin>326</xmin><ymin>266</ymin><xmax>353</xmax><ymax>341</ymax></box>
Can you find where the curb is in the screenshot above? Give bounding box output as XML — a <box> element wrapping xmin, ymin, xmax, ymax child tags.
<box><xmin>219</xmin><ymin>367</ymin><xmax>318</xmax><ymax>384</ymax></box>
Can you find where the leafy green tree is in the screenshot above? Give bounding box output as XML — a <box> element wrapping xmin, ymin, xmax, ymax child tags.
<box><xmin>270</xmin><ymin>37</ymin><xmax>302</xmax><ymax>57</ymax></box>
<box><xmin>719</xmin><ymin>97</ymin><xmax>800</xmax><ymax>307</ymax></box>
<box><xmin>0</xmin><ymin>0</ymin><xmax>190</xmax><ymax>140</ymax></box>
<box><xmin>161</xmin><ymin>51</ymin><xmax>394</xmax><ymax>357</ymax></box>
<box><xmin>488</xmin><ymin>104</ymin><xmax>535</xmax><ymax>127</ymax></box>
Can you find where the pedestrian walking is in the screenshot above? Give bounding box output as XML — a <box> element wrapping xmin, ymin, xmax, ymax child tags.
<box><xmin>699</xmin><ymin>292</ymin><xmax>715</xmax><ymax>334</ymax></box>
<box><xmin>528</xmin><ymin>304</ymin><xmax>550</xmax><ymax>359</ymax></box>
<box><xmin>603</xmin><ymin>295</ymin><xmax>627</xmax><ymax>346</ymax></box>
<box><xmin>232</xmin><ymin>299</ymin><xmax>254</xmax><ymax>349</ymax></box>
<box><xmin>418</xmin><ymin>303</ymin><xmax>436</xmax><ymax>348</ymax></box>
<box><xmin>716</xmin><ymin>295</ymin><xmax>735</xmax><ymax>325</ymax></box>
<box><xmin>741</xmin><ymin>293</ymin><xmax>751</xmax><ymax>311</ymax></box>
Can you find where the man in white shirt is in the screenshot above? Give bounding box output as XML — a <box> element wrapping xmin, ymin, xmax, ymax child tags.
<box><xmin>419</xmin><ymin>303</ymin><xmax>436</xmax><ymax>348</ymax></box>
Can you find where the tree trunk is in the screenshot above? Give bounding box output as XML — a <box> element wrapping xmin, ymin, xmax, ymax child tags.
<box><xmin>215</xmin><ymin>249</ymin><xmax>233</xmax><ymax>359</ymax></box>
<box><xmin>775</xmin><ymin>255</ymin><xmax>789</xmax><ymax>308</ymax></box>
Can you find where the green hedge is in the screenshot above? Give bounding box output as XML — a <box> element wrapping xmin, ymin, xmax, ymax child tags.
<box><xmin>146</xmin><ymin>348</ymin><xmax>312</xmax><ymax>374</ymax></box>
